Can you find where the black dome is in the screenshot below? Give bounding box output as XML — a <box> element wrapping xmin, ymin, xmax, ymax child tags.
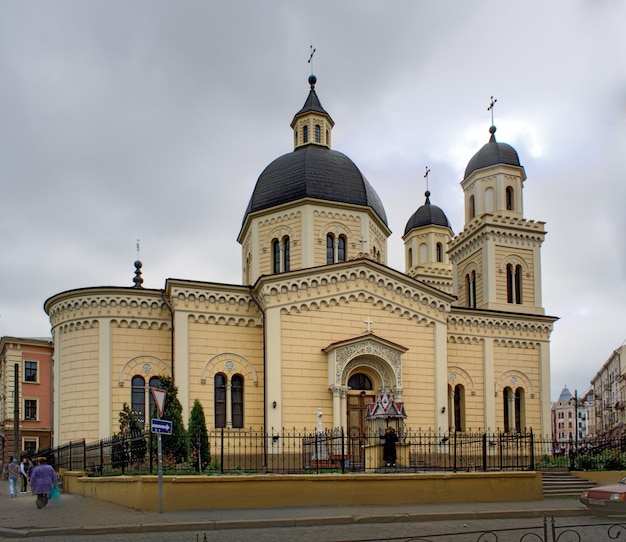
<box><xmin>404</xmin><ymin>191</ymin><xmax>452</xmax><ymax>235</ymax></box>
<box><xmin>464</xmin><ymin>127</ymin><xmax>521</xmax><ymax>179</ymax></box>
<box><xmin>242</xmin><ymin>145</ymin><xmax>388</xmax><ymax>226</ymax></box>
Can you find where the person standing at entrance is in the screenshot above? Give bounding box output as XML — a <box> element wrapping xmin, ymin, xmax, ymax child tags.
<box><xmin>30</xmin><ymin>457</ymin><xmax>57</xmax><ymax>509</ymax></box>
<box><xmin>382</xmin><ymin>427</ymin><xmax>398</xmax><ymax>467</ymax></box>
<box><xmin>7</xmin><ymin>458</ymin><xmax>20</xmax><ymax>497</ymax></box>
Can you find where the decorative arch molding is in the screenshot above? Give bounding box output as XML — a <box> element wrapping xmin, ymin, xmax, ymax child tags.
<box><xmin>323</xmin><ymin>334</ymin><xmax>407</xmax><ymax>394</ymax></box>
<box><xmin>494</xmin><ymin>370</ymin><xmax>535</xmax><ymax>398</ymax></box>
<box><xmin>200</xmin><ymin>353</ymin><xmax>258</xmax><ymax>386</ymax></box>
<box><xmin>56</xmin><ymin>319</ymin><xmax>100</xmax><ymax>333</ymax></box>
<box><xmin>459</xmin><ymin>260</ymin><xmax>482</xmax><ymax>279</ymax></box>
<box><xmin>448</xmin><ymin>366</ymin><xmax>476</xmax><ymax>396</ymax></box>
<box><xmin>170</xmin><ymin>289</ymin><xmax>255</xmax><ymax>311</ymax></box>
<box><xmin>191</xmin><ymin>314</ymin><xmax>260</xmax><ymax>327</ymax></box>
<box><xmin>448</xmin><ymin>335</ymin><xmax>484</xmax><ymax>345</ymax></box>
<box><xmin>494</xmin><ymin>339</ymin><xmax>541</xmax><ymax>349</ymax></box>
<box><xmin>448</xmin><ymin>314</ymin><xmax>553</xmax><ymax>337</ymax></box>
<box><xmin>111</xmin><ymin>319</ymin><xmax>169</xmax><ymax>330</ymax></box>
<box><xmin>263</xmin><ymin>224</ymin><xmax>298</xmax><ymax>248</ymax></box>
<box><xmin>118</xmin><ymin>355</ymin><xmax>171</xmax><ymax>387</ymax></box>
<box><xmin>499</xmin><ymin>254</ymin><xmax>531</xmax><ymax>276</ymax></box>
<box><xmin>318</xmin><ymin>221</ymin><xmax>357</xmax><ymax>247</ymax></box>
<box><xmin>258</xmin><ymin>210</ymin><xmax>302</xmax><ymax>228</ymax></box>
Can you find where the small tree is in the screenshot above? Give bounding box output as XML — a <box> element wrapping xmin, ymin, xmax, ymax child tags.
<box><xmin>188</xmin><ymin>399</ymin><xmax>210</xmax><ymax>471</ymax></box>
<box><xmin>112</xmin><ymin>403</ymin><xmax>145</xmax><ymax>471</ymax></box>
<box><xmin>158</xmin><ymin>375</ymin><xmax>187</xmax><ymax>463</ymax></box>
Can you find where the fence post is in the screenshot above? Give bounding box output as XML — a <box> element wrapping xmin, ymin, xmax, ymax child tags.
<box><xmin>220</xmin><ymin>427</ymin><xmax>224</xmax><ymax>474</ymax></box>
<box><xmin>341</xmin><ymin>427</ymin><xmax>345</xmax><ymax>474</ymax></box>
<box><xmin>83</xmin><ymin>440</ymin><xmax>86</xmax><ymax>471</ymax></box>
<box><xmin>529</xmin><ymin>429</ymin><xmax>535</xmax><ymax>471</ymax></box>
<box><xmin>453</xmin><ymin>430</ymin><xmax>457</xmax><ymax>472</ymax></box>
<box><xmin>482</xmin><ymin>432</ymin><xmax>487</xmax><ymax>471</ymax></box>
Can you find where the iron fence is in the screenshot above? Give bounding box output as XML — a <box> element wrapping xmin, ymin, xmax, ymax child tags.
<box><xmin>32</xmin><ymin>427</ymin><xmax>551</xmax><ymax>476</ymax></box>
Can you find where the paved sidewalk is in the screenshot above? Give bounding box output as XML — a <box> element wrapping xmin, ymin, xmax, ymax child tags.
<box><xmin>0</xmin><ymin>487</ymin><xmax>590</xmax><ymax>539</ymax></box>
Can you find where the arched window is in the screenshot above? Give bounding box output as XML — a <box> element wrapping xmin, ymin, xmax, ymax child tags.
<box><xmin>214</xmin><ymin>373</ymin><xmax>226</xmax><ymax>428</ymax></box>
<box><xmin>507</xmin><ymin>263</ymin><xmax>523</xmax><ymax>304</ymax></box>
<box><xmin>503</xmin><ymin>386</ymin><xmax>513</xmax><ymax>432</ymax></box>
<box><xmin>326</xmin><ymin>129</ymin><xmax>329</xmax><ymax>145</ymax></box>
<box><xmin>466</xmin><ymin>271</ymin><xmax>476</xmax><ymax>308</ymax></box>
<box><xmin>326</xmin><ymin>234</ymin><xmax>334</xmax><ymax>264</ymax></box>
<box><xmin>436</xmin><ymin>242</ymin><xmax>443</xmax><ymax>263</ymax></box>
<box><xmin>303</xmin><ymin>125</ymin><xmax>309</xmax><ymax>143</ymax></box>
<box><xmin>283</xmin><ymin>236</ymin><xmax>290</xmax><ymax>272</ymax></box>
<box><xmin>294</xmin><ymin>130</ymin><xmax>298</xmax><ymax>147</ymax></box>
<box><xmin>272</xmin><ymin>239</ymin><xmax>280</xmax><ymax>273</ymax></box>
<box><xmin>506</xmin><ymin>186</ymin><xmax>514</xmax><ymax>211</ymax></box>
<box><xmin>469</xmin><ymin>195</ymin><xmax>476</xmax><ymax>219</ymax></box>
<box><xmin>348</xmin><ymin>373</ymin><xmax>373</xmax><ymax>390</ymax></box>
<box><xmin>131</xmin><ymin>375</ymin><xmax>146</xmax><ymax>424</ymax></box>
<box><xmin>148</xmin><ymin>376</ymin><xmax>161</xmax><ymax>420</ymax></box>
<box><xmin>338</xmin><ymin>235</ymin><xmax>346</xmax><ymax>262</ymax></box>
<box><xmin>454</xmin><ymin>384</ymin><xmax>465</xmax><ymax>432</ymax></box>
<box><xmin>515</xmin><ymin>388</ymin><xmax>525</xmax><ymax>432</ymax></box>
<box><xmin>232</xmin><ymin>374</ymin><xmax>244</xmax><ymax>428</ymax></box>
<box><xmin>408</xmin><ymin>247</ymin><xmax>413</xmax><ymax>267</ymax></box>
<box><xmin>315</xmin><ymin>124</ymin><xmax>321</xmax><ymax>143</ymax></box>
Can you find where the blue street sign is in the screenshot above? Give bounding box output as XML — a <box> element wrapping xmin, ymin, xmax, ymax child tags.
<box><xmin>151</xmin><ymin>419</ymin><xmax>172</xmax><ymax>435</ymax></box>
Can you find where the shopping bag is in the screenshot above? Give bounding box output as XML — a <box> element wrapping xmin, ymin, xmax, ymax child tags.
<box><xmin>49</xmin><ymin>485</ymin><xmax>61</xmax><ymax>500</ymax></box>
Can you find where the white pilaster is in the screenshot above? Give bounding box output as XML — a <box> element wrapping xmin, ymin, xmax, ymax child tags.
<box><xmin>434</xmin><ymin>321</ymin><xmax>448</xmax><ymax>430</ymax></box>
<box><xmin>98</xmin><ymin>320</ymin><xmax>112</xmax><ymax>439</ymax></box>
<box><xmin>174</xmin><ymin>311</ymin><xmax>190</xmax><ymax>424</ymax></box>
<box><xmin>540</xmin><ymin>341</ymin><xmax>551</xmax><ymax>436</ymax></box>
<box><xmin>484</xmin><ymin>338</ymin><xmax>495</xmax><ymax>430</ymax></box>
<box><xmin>52</xmin><ymin>328</ymin><xmax>61</xmax><ymax>447</ymax></box>
<box><xmin>265</xmin><ymin>307</ymin><xmax>282</xmax><ymax>431</ymax></box>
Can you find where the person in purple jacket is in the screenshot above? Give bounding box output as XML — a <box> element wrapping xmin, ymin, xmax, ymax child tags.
<box><xmin>29</xmin><ymin>457</ymin><xmax>58</xmax><ymax>509</ymax></box>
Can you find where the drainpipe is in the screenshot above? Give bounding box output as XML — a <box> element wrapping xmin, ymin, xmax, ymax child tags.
<box><xmin>161</xmin><ymin>291</ymin><xmax>174</xmax><ymax>381</ymax></box>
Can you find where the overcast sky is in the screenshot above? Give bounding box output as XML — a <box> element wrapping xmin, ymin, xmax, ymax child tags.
<box><xmin>1</xmin><ymin>1</ymin><xmax>624</xmax><ymax>402</ymax></box>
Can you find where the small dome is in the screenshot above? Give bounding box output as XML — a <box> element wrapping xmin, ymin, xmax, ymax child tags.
<box><xmin>242</xmin><ymin>146</ymin><xmax>387</xmax><ymax>226</ymax></box>
<box><xmin>464</xmin><ymin>126</ymin><xmax>521</xmax><ymax>180</ymax></box>
<box><xmin>557</xmin><ymin>386</ymin><xmax>573</xmax><ymax>403</ymax></box>
<box><xmin>404</xmin><ymin>191</ymin><xmax>452</xmax><ymax>236</ymax></box>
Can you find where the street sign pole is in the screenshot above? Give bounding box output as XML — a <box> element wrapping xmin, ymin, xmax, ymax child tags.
<box><xmin>151</xmin><ymin>387</ymin><xmax>167</xmax><ymax>514</ymax></box>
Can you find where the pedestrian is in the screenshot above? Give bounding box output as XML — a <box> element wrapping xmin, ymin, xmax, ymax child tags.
<box><xmin>7</xmin><ymin>457</ymin><xmax>20</xmax><ymax>497</ymax></box>
<box><xmin>381</xmin><ymin>427</ymin><xmax>398</xmax><ymax>467</ymax></box>
<box><xmin>29</xmin><ymin>457</ymin><xmax>57</xmax><ymax>509</ymax></box>
<box><xmin>20</xmin><ymin>457</ymin><xmax>30</xmax><ymax>493</ymax></box>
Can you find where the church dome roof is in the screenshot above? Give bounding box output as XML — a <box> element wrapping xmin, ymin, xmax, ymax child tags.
<box><xmin>404</xmin><ymin>191</ymin><xmax>452</xmax><ymax>235</ymax></box>
<box><xmin>464</xmin><ymin>126</ymin><xmax>521</xmax><ymax>180</ymax></box>
<box><xmin>243</xmin><ymin>145</ymin><xmax>388</xmax><ymax>226</ymax></box>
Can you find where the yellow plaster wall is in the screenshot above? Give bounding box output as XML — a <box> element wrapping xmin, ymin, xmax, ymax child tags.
<box><xmin>58</xmin><ymin>324</ymin><xmax>101</xmax><ymax>442</ymax></box>
<box><xmin>64</xmin><ymin>471</ymin><xmax>542</xmax><ymax>511</ymax></box>
<box><xmin>280</xmin><ymin>300</ymin><xmax>436</xmax><ymax>429</ymax></box>
<box><xmin>447</xmin><ymin>340</ymin><xmax>485</xmax><ymax>429</ymax></box>
<box><xmin>495</xmin><ymin>246</ymin><xmax>534</xmax><ymax>306</ymax></box>
<box><xmin>494</xmin><ymin>343</ymin><xmax>542</xmax><ymax>429</ymax></box>
<box><xmin>313</xmin><ymin>209</ymin><xmax>361</xmax><ymax>266</ymax></box>
<box><xmin>111</xmin><ymin>323</ymin><xmax>172</xmax><ymax>432</ymax></box>
<box><xmin>188</xmin><ymin>320</ymin><xmax>264</xmax><ymax>428</ymax></box>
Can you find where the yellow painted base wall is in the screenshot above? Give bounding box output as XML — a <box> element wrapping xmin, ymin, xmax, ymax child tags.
<box><xmin>63</xmin><ymin>471</ymin><xmax>542</xmax><ymax>512</ymax></box>
<box><xmin>571</xmin><ymin>471</ymin><xmax>626</xmax><ymax>485</ymax></box>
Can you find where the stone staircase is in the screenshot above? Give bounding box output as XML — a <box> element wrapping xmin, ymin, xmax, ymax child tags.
<box><xmin>541</xmin><ymin>470</ymin><xmax>596</xmax><ymax>498</ymax></box>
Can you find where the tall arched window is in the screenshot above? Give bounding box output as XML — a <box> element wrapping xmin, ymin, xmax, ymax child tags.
<box><xmin>272</xmin><ymin>239</ymin><xmax>280</xmax><ymax>273</ymax></box>
<box><xmin>283</xmin><ymin>236</ymin><xmax>290</xmax><ymax>272</ymax></box>
<box><xmin>303</xmin><ymin>125</ymin><xmax>309</xmax><ymax>143</ymax></box>
<box><xmin>419</xmin><ymin>243</ymin><xmax>427</xmax><ymax>264</ymax></box>
<box><xmin>214</xmin><ymin>373</ymin><xmax>227</xmax><ymax>428</ymax></box>
<box><xmin>326</xmin><ymin>233</ymin><xmax>335</xmax><ymax>264</ymax></box>
<box><xmin>408</xmin><ymin>247</ymin><xmax>413</xmax><ymax>267</ymax></box>
<box><xmin>315</xmin><ymin>124</ymin><xmax>321</xmax><ymax>143</ymax></box>
<box><xmin>506</xmin><ymin>186</ymin><xmax>514</xmax><ymax>210</ymax></box>
<box><xmin>503</xmin><ymin>387</ymin><xmax>513</xmax><ymax>432</ymax></box>
<box><xmin>469</xmin><ymin>195</ymin><xmax>476</xmax><ymax>219</ymax></box>
<box><xmin>507</xmin><ymin>263</ymin><xmax>523</xmax><ymax>304</ymax></box>
<box><xmin>436</xmin><ymin>242</ymin><xmax>443</xmax><ymax>263</ymax></box>
<box><xmin>485</xmin><ymin>187</ymin><xmax>494</xmax><ymax>213</ymax></box>
<box><xmin>338</xmin><ymin>235</ymin><xmax>346</xmax><ymax>262</ymax></box>
<box><xmin>131</xmin><ymin>375</ymin><xmax>146</xmax><ymax>424</ymax></box>
<box><xmin>454</xmin><ymin>384</ymin><xmax>465</xmax><ymax>432</ymax></box>
<box><xmin>232</xmin><ymin>374</ymin><xmax>244</xmax><ymax>428</ymax></box>
<box><xmin>466</xmin><ymin>271</ymin><xmax>476</xmax><ymax>308</ymax></box>
<box><xmin>515</xmin><ymin>388</ymin><xmax>525</xmax><ymax>432</ymax></box>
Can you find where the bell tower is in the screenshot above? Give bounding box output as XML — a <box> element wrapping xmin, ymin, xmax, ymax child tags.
<box><xmin>448</xmin><ymin>125</ymin><xmax>547</xmax><ymax>315</ymax></box>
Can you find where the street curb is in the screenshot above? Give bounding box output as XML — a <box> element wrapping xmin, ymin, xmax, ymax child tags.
<box><xmin>0</xmin><ymin>507</ymin><xmax>591</xmax><ymax>538</ymax></box>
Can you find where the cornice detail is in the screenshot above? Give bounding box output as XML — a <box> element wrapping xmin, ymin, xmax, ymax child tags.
<box><xmin>448</xmin><ymin>313</ymin><xmax>553</xmax><ymax>337</ymax></box>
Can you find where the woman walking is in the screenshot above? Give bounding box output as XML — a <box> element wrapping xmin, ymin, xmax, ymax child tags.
<box><xmin>29</xmin><ymin>457</ymin><xmax>57</xmax><ymax>509</ymax></box>
<box><xmin>7</xmin><ymin>458</ymin><xmax>20</xmax><ymax>497</ymax></box>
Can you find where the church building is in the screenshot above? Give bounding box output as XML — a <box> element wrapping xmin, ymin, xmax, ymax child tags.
<box><xmin>44</xmin><ymin>75</ymin><xmax>557</xmax><ymax>446</ymax></box>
